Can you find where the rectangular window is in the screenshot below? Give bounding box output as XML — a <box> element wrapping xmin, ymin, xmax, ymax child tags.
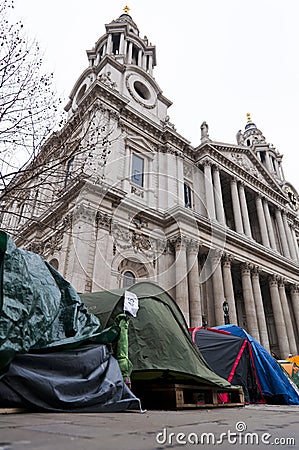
<box><xmin>131</xmin><ymin>154</ymin><xmax>144</xmax><ymax>187</ymax></box>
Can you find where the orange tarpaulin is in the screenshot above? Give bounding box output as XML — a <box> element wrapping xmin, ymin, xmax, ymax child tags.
<box><xmin>287</xmin><ymin>355</ymin><xmax>299</xmax><ymax>367</ymax></box>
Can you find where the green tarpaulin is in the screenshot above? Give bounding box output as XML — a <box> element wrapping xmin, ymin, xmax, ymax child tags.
<box><xmin>0</xmin><ymin>231</ymin><xmax>119</xmax><ymax>375</ymax></box>
<box><xmin>81</xmin><ymin>282</ymin><xmax>230</xmax><ymax>388</ymax></box>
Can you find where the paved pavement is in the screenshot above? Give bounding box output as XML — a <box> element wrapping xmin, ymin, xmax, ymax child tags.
<box><xmin>0</xmin><ymin>405</ymin><xmax>299</xmax><ymax>450</ymax></box>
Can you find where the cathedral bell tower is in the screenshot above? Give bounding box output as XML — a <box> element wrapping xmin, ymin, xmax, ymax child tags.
<box><xmin>237</xmin><ymin>113</ymin><xmax>284</xmax><ymax>182</ymax></box>
<box><xmin>65</xmin><ymin>6</ymin><xmax>171</xmax><ymax>123</ymax></box>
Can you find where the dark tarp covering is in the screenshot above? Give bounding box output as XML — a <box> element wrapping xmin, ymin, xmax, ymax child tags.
<box><xmin>192</xmin><ymin>327</ymin><xmax>259</xmax><ymax>403</ymax></box>
<box><xmin>81</xmin><ymin>282</ymin><xmax>231</xmax><ymax>388</ymax></box>
<box><xmin>0</xmin><ymin>344</ymin><xmax>140</xmax><ymax>412</ymax></box>
<box><xmin>0</xmin><ymin>231</ymin><xmax>118</xmax><ymax>374</ymax></box>
<box><xmin>0</xmin><ymin>232</ymin><xmax>140</xmax><ymax>412</ymax></box>
<box><xmin>216</xmin><ymin>325</ymin><xmax>299</xmax><ymax>405</ymax></box>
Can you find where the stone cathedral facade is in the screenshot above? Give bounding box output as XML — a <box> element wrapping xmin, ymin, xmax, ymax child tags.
<box><xmin>1</xmin><ymin>9</ymin><xmax>299</xmax><ymax>358</ymax></box>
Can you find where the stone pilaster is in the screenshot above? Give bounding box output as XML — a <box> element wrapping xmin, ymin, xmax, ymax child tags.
<box><xmin>221</xmin><ymin>254</ymin><xmax>238</xmax><ymax>325</ymax></box>
<box><xmin>263</xmin><ymin>200</ymin><xmax>277</xmax><ymax>250</ymax></box>
<box><xmin>210</xmin><ymin>249</ymin><xmax>225</xmax><ymax>325</ymax></box>
<box><xmin>241</xmin><ymin>262</ymin><xmax>260</xmax><ymax>341</ymax></box>
<box><xmin>275</xmin><ymin>208</ymin><xmax>290</xmax><ymax>257</ymax></box>
<box><xmin>238</xmin><ymin>183</ymin><xmax>252</xmax><ymax>238</ymax></box>
<box><xmin>212</xmin><ymin>166</ymin><xmax>226</xmax><ymax>225</ymax></box>
<box><xmin>187</xmin><ymin>240</ymin><xmax>202</xmax><ymax>327</ymax></box>
<box><xmin>230</xmin><ymin>178</ymin><xmax>244</xmax><ymax>234</ymax></box>
<box><xmin>251</xmin><ymin>266</ymin><xmax>270</xmax><ymax>351</ymax></box>
<box><xmin>278</xmin><ymin>280</ymin><xmax>297</xmax><ymax>355</ymax></box>
<box><xmin>174</xmin><ymin>236</ymin><xmax>190</xmax><ymax>324</ymax></box>
<box><xmin>282</xmin><ymin>213</ymin><xmax>297</xmax><ymax>260</ymax></box>
<box><xmin>291</xmin><ymin>226</ymin><xmax>299</xmax><ymax>260</ymax></box>
<box><xmin>69</xmin><ymin>203</ymin><xmax>97</xmax><ymax>293</ymax></box>
<box><xmin>203</xmin><ymin>161</ymin><xmax>216</xmax><ymax>220</ymax></box>
<box><xmin>290</xmin><ymin>285</ymin><xmax>299</xmax><ymax>335</ymax></box>
<box><xmin>256</xmin><ymin>196</ymin><xmax>270</xmax><ymax>247</ymax></box>
<box><xmin>269</xmin><ymin>275</ymin><xmax>289</xmax><ymax>358</ymax></box>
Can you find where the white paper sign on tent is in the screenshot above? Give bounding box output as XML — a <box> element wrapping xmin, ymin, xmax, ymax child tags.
<box><xmin>124</xmin><ymin>291</ymin><xmax>139</xmax><ymax>317</ymax></box>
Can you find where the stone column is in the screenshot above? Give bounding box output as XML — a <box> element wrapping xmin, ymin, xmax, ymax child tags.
<box><xmin>200</xmin><ymin>255</ymin><xmax>215</xmax><ymax>326</ymax></box>
<box><xmin>187</xmin><ymin>240</ymin><xmax>202</xmax><ymax>327</ymax></box>
<box><xmin>210</xmin><ymin>249</ymin><xmax>225</xmax><ymax>325</ymax></box>
<box><xmin>275</xmin><ymin>208</ymin><xmax>290</xmax><ymax>257</ymax></box>
<box><xmin>268</xmin><ymin>275</ymin><xmax>289</xmax><ymax>358</ymax></box>
<box><xmin>251</xmin><ymin>267</ymin><xmax>270</xmax><ymax>350</ymax></box>
<box><xmin>290</xmin><ymin>285</ymin><xmax>299</xmax><ymax>335</ymax></box>
<box><xmin>148</xmin><ymin>54</ymin><xmax>153</xmax><ymax>74</ymax></box>
<box><xmin>177</xmin><ymin>155</ymin><xmax>185</xmax><ymax>207</ymax></box>
<box><xmin>127</xmin><ymin>41</ymin><xmax>133</xmax><ymax>64</ymax></box>
<box><xmin>241</xmin><ymin>263</ymin><xmax>260</xmax><ymax>341</ymax></box>
<box><xmin>106</xmin><ymin>34</ymin><xmax>112</xmax><ymax>54</ymax></box>
<box><xmin>174</xmin><ymin>236</ymin><xmax>190</xmax><ymax>324</ymax></box>
<box><xmin>238</xmin><ymin>183</ymin><xmax>252</xmax><ymax>238</ymax></box>
<box><xmin>203</xmin><ymin>161</ymin><xmax>216</xmax><ymax>220</ymax></box>
<box><xmin>291</xmin><ymin>226</ymin><xmax>299</xmax><ymax>260</ymax></box>
<box><xmin>163</xmin><ymin>240</ymin><xmax>176</xmax><ymax>299</ymax></box>
<box><xmin>263</xmin><ymin>200</ymin><xmax>277</xmax><ymax>250</ymax></box>
<box><xmin>142</xmin><ymin>54</ymin><xmax>147</xmax><ymax>70</ymax></box>
<box><xmin>278</xmin><ymin>280</ymin><xmax>297</xmax><ymax>355</ymax></box>
<box><xmin>282</xmin><ymin>213</ymin><xmax>297</xmax><ymax>260</ymax></box>
<box><xmin>221</xmin><ymin>255</ymin><xmax>238</xmax><ymax>324</ymax></box>
<box><xmin>212</xmin><ymin>166</ymin><xmax>226</xmax><ymax>225</ymax></box>
<box><xmin>119</xmin><ymin>33</ymin><xmax>125</xmax><ymax>54</ymax></box>
<box><xmin>138</xmin><ymin>49</ymin><xmax>143</xmax><ymax>66</ymax></box>
<box><xmin>230</xmin><ymin>178</ymin><xmax>244</xmax><ymax>233</ymax></box>
<box><xmin>256</xmin><ymin>196</ymin><xmax>270</xmax><ymax>247</ymax></box>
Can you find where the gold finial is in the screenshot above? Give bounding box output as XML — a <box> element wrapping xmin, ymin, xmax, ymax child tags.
<box><xmin>123</xmin><ymin>5</ymin><xmax>130</xmax><ymax>14</ymax></box>
<box><xmin>247</xmin><ymin>112</ymin><xmax>251</xmax><ymax>122</ymax></box>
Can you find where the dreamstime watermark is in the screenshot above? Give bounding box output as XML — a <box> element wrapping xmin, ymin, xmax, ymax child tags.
<box><xmin>156</xmin><ymin>421</ymin><xmax>296</xmax><ymax>446</ymax></box>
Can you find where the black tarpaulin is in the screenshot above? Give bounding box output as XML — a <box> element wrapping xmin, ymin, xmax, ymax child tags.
<box><xmin>0</xmin><ymin>344</ymin><xmax>140</xmax><ymax>412</ymax></box>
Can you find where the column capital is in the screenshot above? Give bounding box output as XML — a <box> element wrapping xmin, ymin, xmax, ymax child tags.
<box><xmin>278</xmin><ymin>277</ymin><xmax>287</xmax><ymax>287</ymax></box>
<box><xmin>251</xmin><ymin>265</ymin><xmax>261</xmax><ymax>277</ymax></box>
<box><xmin>202</xmin><ymin>159</ymin><xmax>212</xmax><ymax>167</ymax></box>
<box><xmin>238</xmin><ymin>180</ymin><xmax>246</xmax><ymax>189</ymax></box>
<box><xmin>165</xmin><ymin>239</ymin><xmax>175</xmax><ymax>254</ymax></box>
<box><xmin>172</xmin><ymin>234</ymin><xmax>188</xmax><ymax>250</ymax></box>
<box><xmin>291</xmin><ymin>284</ymin><xmax>299</xmax><ymax>294</ymax></box>
<box><xmin>269</xmin><ymin>273</ymin><xmax>280</xmax><ymax>286</ymax></box>
<box><xmin>210</xmin><ymin>248</ymin><xmax>223</xmax><ymax>264</ymax></box>
<box><xmin>186</xmin><ymin>239</ymin><xmax>201</xmax><ymax>254</ymax></box>
<box><xmin>241</xmin><ymin>261</ymin><xmax>253</xmax><ymax>274</ymax></box>
<box><xmin>222</xmin><ymin>253</ymin><xmax>234</xmax><ymax>267</ymax></box>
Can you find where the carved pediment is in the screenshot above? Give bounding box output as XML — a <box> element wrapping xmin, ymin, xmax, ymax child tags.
<box><xmin>125</xmin><ymin>135</ymin><xmax>155</xmax><ymax>157</ymax></box>
<box><xmin>227</xmin><ymin>152</ymin><xmax>267</xmax><ymax>182</ymax></box>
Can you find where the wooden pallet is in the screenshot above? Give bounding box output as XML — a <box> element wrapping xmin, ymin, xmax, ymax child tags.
<box><xmin>132</xmin><ymin>382</ymin><xmax>245</xmax><ymax>410</ymax></box>
<box><xmin>0</xmin><ymin>408</ymin><xmax>28</xmax><ymax>414</ymax></box>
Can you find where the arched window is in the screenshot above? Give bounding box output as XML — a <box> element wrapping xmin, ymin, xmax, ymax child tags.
<box><xmin>65</xmin><ymin>157</ymin><xmax>74</xmax><ymax>186</ymax></box>
<box><xmin>49</xmin><ymin>258</ymin><xmax>59</xmax><ymax>271</ymax></box>
<box><xmin>123</xmin><ymin>271</ymin><xmax>136</xmax><ymax>288</ymax></box>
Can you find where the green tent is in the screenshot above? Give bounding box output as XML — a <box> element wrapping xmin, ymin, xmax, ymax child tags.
<box><xmin>81</xmin><ymin>282</ymin><xmax>230</xmax><ymax>388</ymax></box>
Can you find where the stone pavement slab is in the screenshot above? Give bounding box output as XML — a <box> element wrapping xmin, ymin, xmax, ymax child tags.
<box><xmin>0</xmin><ymin>405</ymin><xmax>298</xmax><ymax>450</ymax></box>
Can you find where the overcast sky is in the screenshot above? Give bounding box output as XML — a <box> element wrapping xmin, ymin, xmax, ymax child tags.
<box><xmin>12</xmin><ymin>0</ymin><xmax>299</xmax><ymax>190</ymax></box>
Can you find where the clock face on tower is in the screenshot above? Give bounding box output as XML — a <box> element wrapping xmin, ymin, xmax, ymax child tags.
<box><xmin>125</xmin><ymin>73</ymin><xmax>157</xmax><ymax>109</ymax></box>
<box><xmin>285</xmin><ymin>186</ymin><xmax>299</xmax><ymax>211</ymax></box>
